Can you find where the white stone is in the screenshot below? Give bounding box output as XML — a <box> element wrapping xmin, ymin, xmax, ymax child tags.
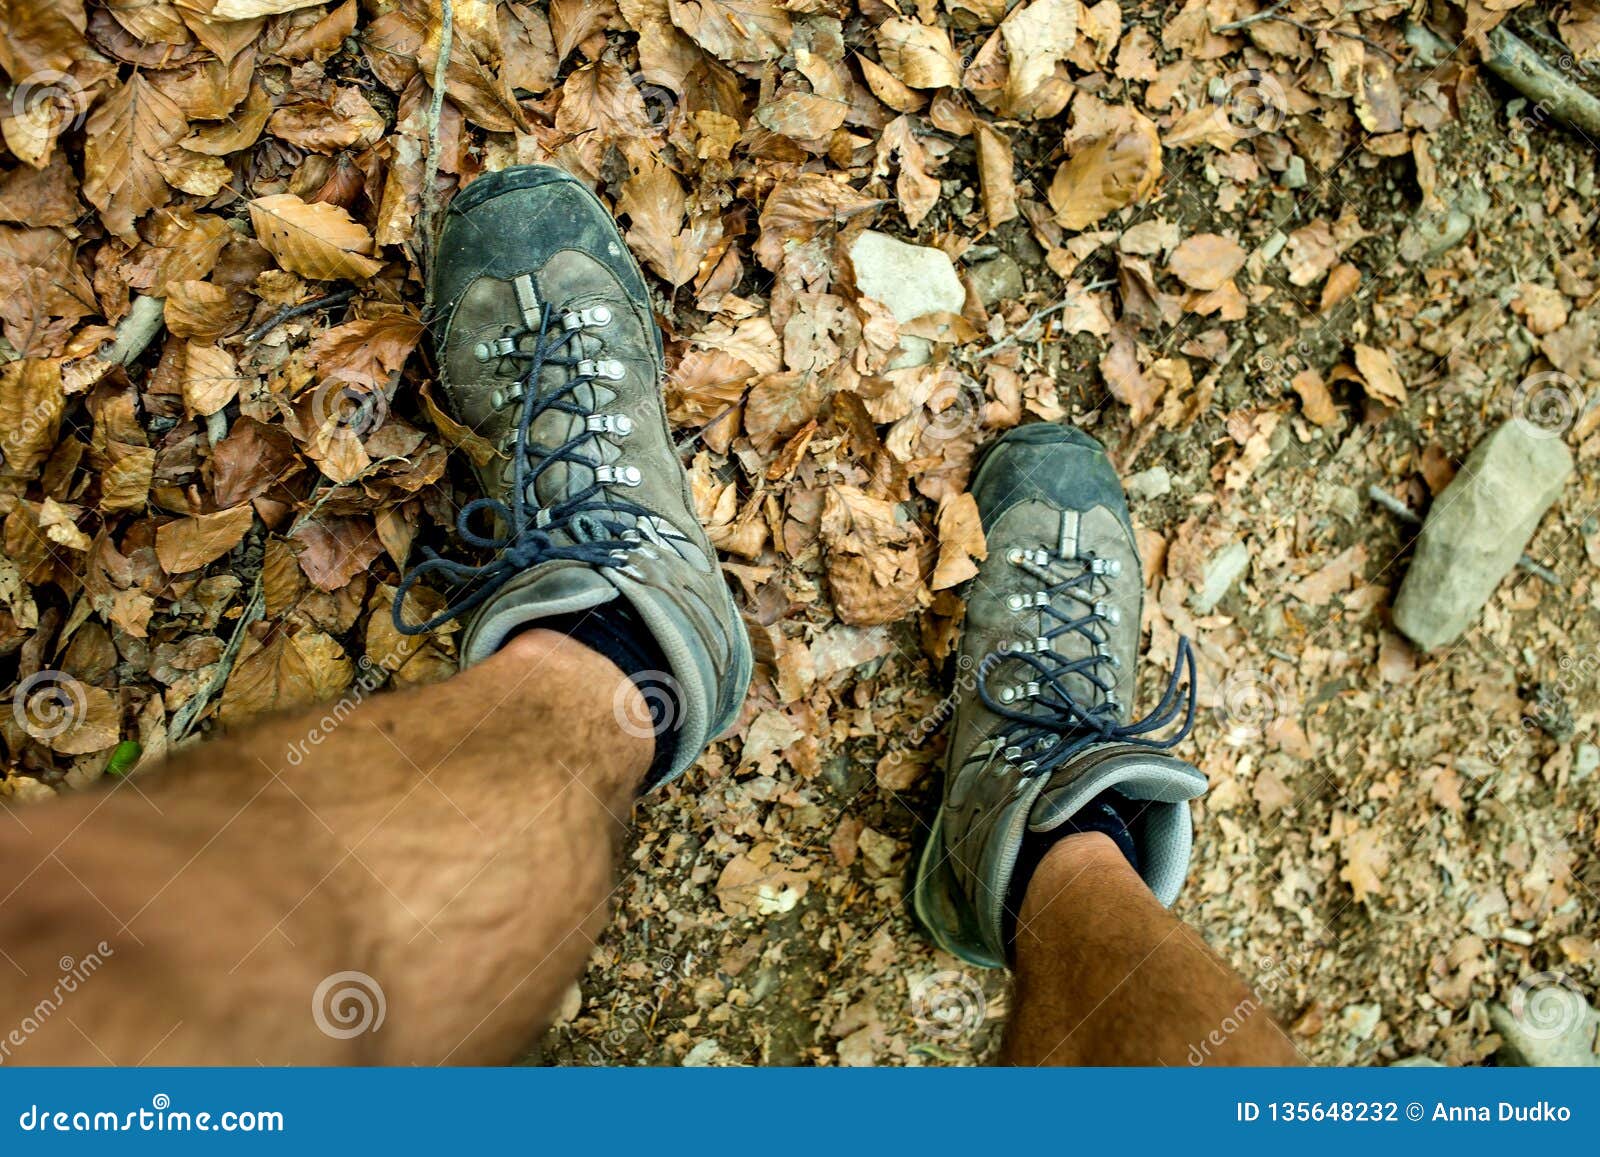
<box><xmin>848</xmin><ymin>231</ymin><xmax>966</xmax><ymax>368</ymax></box>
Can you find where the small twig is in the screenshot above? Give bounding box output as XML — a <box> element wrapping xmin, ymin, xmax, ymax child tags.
<box><xmin>243</xmin><ymin>289</ymin><xmax>356</xmax><ymax>345</ymax></box>
<box><xmin>1368</xmin><ymin>484</ymin><xmax>1561</xmax><ymax>585</ymax></box>
<box><xmin>168</xmin><ymin>581</ymin><xmax>264</xmax><ymax>743</ymax></box>
<box><xmin>420</xmin><ymin>0</ymin><xmax>454</xmax><ymax>321</ymax></box>
<box><xmin>1215</xmin><ymin>0</ymin><xmax>1292</xmax><ymax>35</ymax></box>
<box><xmin>1481</xmin><ymin>25</ymin><xmax>1600</xmax><ymax>140</ymax></box>
<box><xmin>103</xmin><ymin>294</ymin><xmax>167</xmax><ymax>366</ymax></box>
<box><xmin>971</xmin><ymin>279</ymin><xmax>1116</xmax><ymax>359</ymax></box>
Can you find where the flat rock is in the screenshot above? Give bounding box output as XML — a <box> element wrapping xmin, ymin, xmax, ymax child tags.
<box><xmin>1190</xmin><ymin>540</ymin><xmax>1250</xmax><ymax>614</ymax></box>
<box><xmin>1126</xmin><ymin>465</ymin><xmax>1172</xmax><ymax>502</ymax></box>
<box><xmin>849</xmin><ymin>231</ymin><xmax>966</xmax><ymax>368</ymax></box>
<box><xmin>967</xmin><ymin>253</ymin><xmax>1024</xmax><ymax>307</ymax></box>
<box><xmin>1393</xmin><ymin>422</ymin><xmax>1572</xmax><ymax>649</ymax></box>
<box><xmin>1489</xmin><ymin>986</ymin><xmax>1600</xmax><ymax>1067</ymax></box>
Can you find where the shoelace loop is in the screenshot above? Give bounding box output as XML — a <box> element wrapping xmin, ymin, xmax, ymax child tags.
<box><xmin>392</xmin><ymin>302</ymin><xmax>649</xmax><ymax>637</ymax></box>
<box><xmin>975</xmin><ymin>545</ymin><xmax>1196</xmax><ymax>777</ymax></box>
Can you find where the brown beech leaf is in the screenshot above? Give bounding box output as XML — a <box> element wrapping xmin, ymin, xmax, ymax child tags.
<box><xmin>156</xmin><ymin>504</ymin><xmax>255</xmax><ymax>574</ymax></box>
<box><xmin>668</xmin><ymin>0</ymin><xmax>791</xmax><ymax>63</ymax></box>
<box><xmin>304</xmin><ymin>314</ymin><xmax>424</xmax><ymax>388</ymax></box>
<box><xmin>973</xmin><ymin>121</ymin><xmax>1017</xmax><ymax>228</ymax></box>
<box><xmin>83</xmin><ymin>73</ymin><xmax>186</xmax><ymax>244</ymax></box>
<box><xmin>248</xmin><ymin>193</ymin><xmax>385</xmax><ymax>281</ymax></box>
<box><xmin>182</xmin><ymin>341</ymin><xmax>243</xmax><ymax>417</ymax></box>
<box><xmin>202</xmin><ymin>0</ymin><xmax>328</xmax><ymax>18</ymax></box>
<box><xmin>753</xmin><ymin>174</ymin><xmax>882</xmax><ymax>271</ymax></box>
<box><xmin>218</xmin><ymin>627</ymin><xmax>353</xmax><ymax>730</ymax></box>
<box><xmin>0</xmin><ymin>0</ymin><xmax>88</xmax><ymax>78</ymax></box>
<box><xmin>289</xmin><ymin>516</ymin><xmax>384</xmax><ymax>591</ymax></box>
<box><xmin>0</xmin><ymin>358</ymin><xmax>65</xmax><ymax>478</ymax></box>
<box><xmin>1167</xmin><ymin>233</ymin><xmax>1245</xmax><ymax>291</ymax></box>
<box><xmin>618</xmin><ymin>158</ymin><xmax>723</xmax><ymax>288</ymax></box>
<box><xmin>1000</xmin><ymin>0</ymin><xmax>1077</xmax><ymax>111</ymax></box>
<box><xmin>876</xmin><ymin>17</ymin><xmax>962</xmax><ymax>90</ymax></box>
<box><xmin>932</xmin><ymin>491</ymin><xmax>987</xmax><ymax>590</ymax></box>
<box><xmin>1048</xmin><ymin>110</ymin><xmax>1161</xmax><ymax>231</ymax></box>
<box><xmin>419</xmin><ymin>0</ymin><xmax>529</xmax><ymax>131</ymax></box>
<box><xmin>1352</xmin><ymin>343</ymin><xmax>1407</xmax><ymax>405</ymax></box>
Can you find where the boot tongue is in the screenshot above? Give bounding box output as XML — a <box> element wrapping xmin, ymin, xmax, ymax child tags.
<box><xmin>461</xmin><ymin>562</ymin><xmax>620</xmax><ymax>665</ymax></box>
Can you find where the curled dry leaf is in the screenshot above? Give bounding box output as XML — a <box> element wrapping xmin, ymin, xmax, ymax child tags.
<box><xmin>1351</xmin><ymin>343</ymin><xmax>1407</xmax><ymax>406</ymax></box>
<box><xmin>0</xmin><ymin>358</ymin><xmax>65</xmax><ymax>478</ymax></box>
<box><xmin>1167</xmin><ymin>233</ymin><xmax>1245</xmax><ymax>292</ymax></box>
<box><xmin>999</xmin><ymin>0</ymin><xmax>1077</xmax><ymax>112</ymax></box>
<box><xmin>248</xmin><ymin>193</ymin><xmax>385</xmax><ymax>281</ymax></box>
<box><xmin>973</xmin><ymin>121</ymin><xmax>1017</xmax><ymax>228</ymax></box>
<box><xmin>155</xmin><ymin>504</ymin><xmax>256</xmax><ymax>574</ymax></box>
<box><xmin>1048</xmin><ymin>109</ymin><xmax>1161</xmax><ymax>231</ymax></box>
<box><xmin>668</xmin><ymin>0</ymin><xmax>791</xmax><ymax>63</ymax></box>
<box><xmin>875</xmin><ymin>17</ymin><xmax>962</xmax><ymax>90</ymax></box>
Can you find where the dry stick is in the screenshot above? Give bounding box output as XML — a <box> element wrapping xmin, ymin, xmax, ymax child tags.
<box><xmin>103</xmin><ymin>294</ymin><xmax>168</xmax><ymax>366</ymax></box>
<box><xmin>168</xmin><ymin>580</ymin><xmax>265</xmax><ymax>743</ymax></box>
<box><xmin>242</xmin><ymin>288</ymin><xmax>356</xmax><ymax>345</ymax></box>
<box><xmin>419</xmin><ymin>0</ymin><xmax>454</xmax><ymax>321</ymax></box>
<box><xmin>1214</xmin><ymin>0</ymin><xmax>1292</xmax><ymax>35</ymax></box>
<box><xmin>1480</xmin><ymin>25</ymin><xmax>1600</xmax><ymax>139</ymax></box>
<box><xmin>971</xmin><ymin>278</ymin><xmax>1116</xmax><ymax>359</ymax></box>
<box><xmin>1367</xmin><ymin>484</ymin><xmax>1561</xmax><ymax>586</ymax></box>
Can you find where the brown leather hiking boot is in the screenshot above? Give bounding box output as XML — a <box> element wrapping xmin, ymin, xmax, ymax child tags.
<box><xmin>912</xmin><ymin>424</ymin><xmax>1205</xmax><ymax>967</ymax></box>
<box><xmin>394</xmin><ymin>166</ymin><xmax>752</xmax><ymax>785</ymax></box>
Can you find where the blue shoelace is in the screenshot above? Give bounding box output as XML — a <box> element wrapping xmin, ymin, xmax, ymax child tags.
<box><xmin>392</xmin><ymin>304</ymin><xmax>649</xmax><ymax>637</ymax></box>
<box><xmin>975</xmin><ymin>547</ymin><xmax>1197</xmax><ymax>776</ymax></box>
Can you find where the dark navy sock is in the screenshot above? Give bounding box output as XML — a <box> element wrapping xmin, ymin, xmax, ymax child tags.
<box><xmin>533</xmin><ymin>602</ymin><xmax>681</xmax><ymax>788</ymax></box>
<box><xmin>1002</xmin><ymin>790</ymin><xmax>1142</xmax><ymax>950</ymax></box>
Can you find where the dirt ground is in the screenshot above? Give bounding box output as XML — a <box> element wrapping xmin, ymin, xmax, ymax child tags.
<box><xmin>535</xmin><ymin>19</ymin><xmax>1600</xmax><ymax>1067</ymax></box>
<box><xmin>3</xmin><ymin>1</ymin><xmax>1598</xmax><ymax>1069</ymax></box>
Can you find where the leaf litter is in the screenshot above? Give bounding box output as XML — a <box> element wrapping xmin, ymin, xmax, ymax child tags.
<box><xmin>1</xmin><ymin>0</ymin><xmax>1598</xmax><ymax>1067</ymax></box>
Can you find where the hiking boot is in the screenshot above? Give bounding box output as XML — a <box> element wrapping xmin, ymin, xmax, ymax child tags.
<box><xmin>911</xmin><ymin>424</ymin><xmax>1205</xmax><ymax>968</ymax></box>
<box><xmin>393</xmin><ymin>165</ymin><xmax>752</xmax><ymax>786</ymax></box>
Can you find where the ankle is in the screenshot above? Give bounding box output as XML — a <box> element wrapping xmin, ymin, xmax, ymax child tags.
<box><xmin>481</xmin><ymin>629</ymin><xmax>656</xmax><ymax>801</ymax></box>
<box><xmin>1018</xmin><ymin>831</ymin><xmax>1141</xmax><ymax>927</ymax></box>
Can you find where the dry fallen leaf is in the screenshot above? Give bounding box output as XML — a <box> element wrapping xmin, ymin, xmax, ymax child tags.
<box><xmin>1167</xmin><ymin>233</ymin><xmax>1246</xmax><ymax>291</ymax></box>
<box><xmin>248</xmin><ymin>193</ymin><xmax>385</xmax><ymax>281</ymax></box>
<box><xmin>876</xmin><ymin>17</ymin><xmax>962</xmax><ymax>90</ymax></box>
<box><xmin>83</xmin><ymin>73</ymin><xmax>185</xmax><ymax>244</ymax></box>
<box><xmin>1351</xmin><ymin>343</ymin><xmax>1407</xmax><ymax>405</ymax></box>
<box><xmin>1048</xmin><ymin>110</ymin><xmax>1161</xmax><ymax>231</ymax></box>
<box><xmin>155</xmin><ymin>505</ymin><xmax>256</xmax><ymax>574</ymax></box>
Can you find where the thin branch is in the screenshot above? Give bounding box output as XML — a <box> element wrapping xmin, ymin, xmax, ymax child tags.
<box><xmin>1215</xmin><ymin>0</ymin><xmax>1292</xmax><ymax>34</ymax></box>
<box><xmin>243</xmin><ymin>288</ymin><xmax>356</xmax><ymax>345</ymax></box>
<box><xmin>970</xmin><ymin>279</ymin><xmax>1116</xmax><ymax>359</ymax></box>
<box><xmin>420</xmin><ymin>0</ymin><xmax>454</xmax><ymax>320</ymax></box>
